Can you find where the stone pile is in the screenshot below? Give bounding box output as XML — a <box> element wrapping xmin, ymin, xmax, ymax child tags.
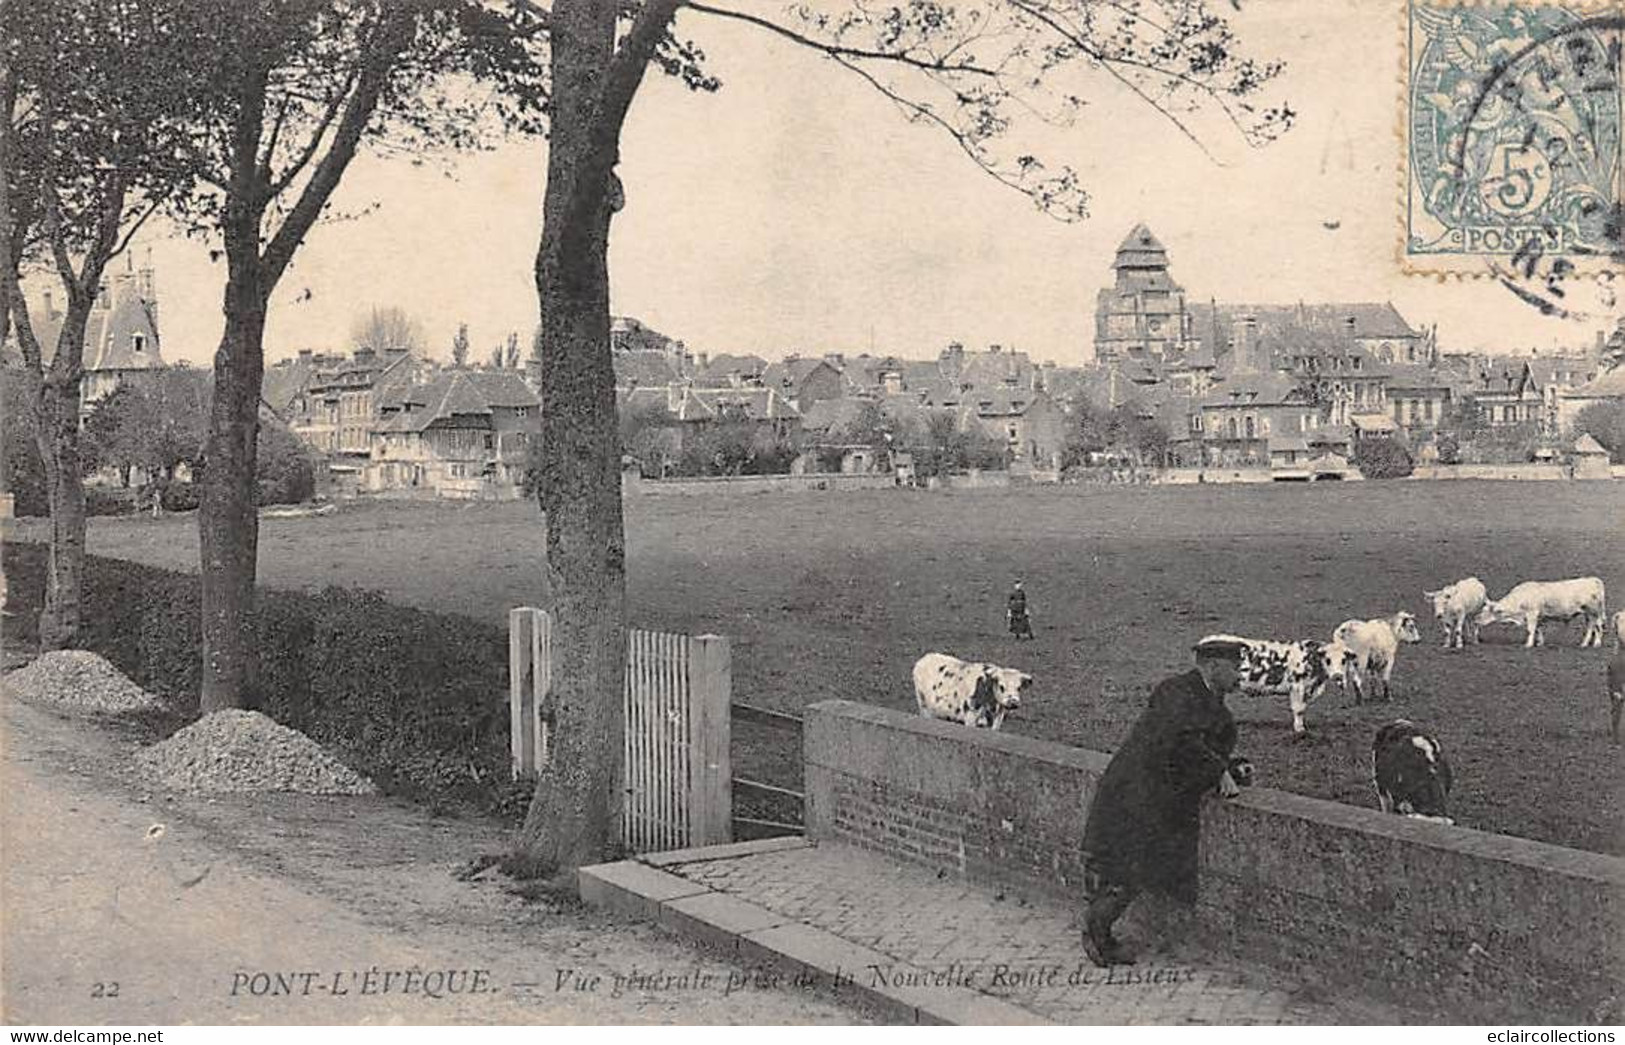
<box><xmin>136</xmin><ymin>709</ymin><xmax>377</xmax><ymax>795</ymax></box>
<box><xmin>2</xmin><ymin>650</ymin><xmax>163</xmax><ymax>715</ymax></box>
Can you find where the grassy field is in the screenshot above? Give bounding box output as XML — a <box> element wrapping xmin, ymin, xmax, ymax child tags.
<box><xmin>21</xmin><ymin>479</ymin><xmax>1625</xmax><ymax>855</ymax></box>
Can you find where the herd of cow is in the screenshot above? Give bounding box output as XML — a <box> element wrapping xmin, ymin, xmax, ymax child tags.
<box><xmin>913</xmin><ymin>575</ymin><xmax>1625</xmax><ymax>828</ymax></box>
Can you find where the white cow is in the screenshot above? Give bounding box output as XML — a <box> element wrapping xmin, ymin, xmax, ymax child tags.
<box><xmin>1612</xmin><ymin>610</ymin><xmax>1625</xmax><ymax>649</ymax></box>
<box><xmin>1423</xmin><ymin>577</ymin><xmax>1488</xmax><ymax>650</ymax></box>
<box><xmin>1476</xmin><ymin>577</ymin><xmax>1608</xmax><ymax>648</ymax></box>
<box><xmin>912</xmin><ymin>653</ymin><xmax>1031</xmax><ymax>730</ymax></box>
<box><xmin>1333</xmin><ymin>611</ymin><xmax>1422</xmax><ymax>703</ymax></box>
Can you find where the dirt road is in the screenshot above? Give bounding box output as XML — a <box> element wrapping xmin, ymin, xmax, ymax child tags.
<box><xmin>0</xmin><ymin>698</ymin><xmax>875</xmax><ymax>1025</ymax></box>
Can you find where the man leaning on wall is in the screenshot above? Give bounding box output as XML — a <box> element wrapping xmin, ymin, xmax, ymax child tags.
<box><xmin>1079</xmin><ymin>636</ymin><xmax>1251</xmax><ymax>967</ymax></box>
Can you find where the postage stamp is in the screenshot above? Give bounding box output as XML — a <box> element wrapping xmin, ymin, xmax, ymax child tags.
<box><xmin>1403</xmin><ymin>1</ymin><xmax>1624</xmax><ymax>278</ymax></box>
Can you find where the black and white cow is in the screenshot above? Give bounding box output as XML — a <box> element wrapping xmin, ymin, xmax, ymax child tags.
<box><xmin>912</xmin><ymin>652</ymin><xmax>1032</xmax><ymax>730</ymax></box>
<box><xmin>1372</xmin><ymin>720</ymin><xmax>1453</xmax><ymax>824</ymax></box>
<box><xmin>1200</xmin><ymin>633</ymin><xmax>1353</xmax><ymax>737</ymax></box>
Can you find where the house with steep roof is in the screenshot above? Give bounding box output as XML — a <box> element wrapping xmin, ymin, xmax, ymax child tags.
<box><xmin>1194</xmin><ymin>371</ymin><xmax>1324</xmax><ymax>466</ymax></box>
<box><xmin>1383</xmin><ymin>364</ymin><xmax>1457</xmax><ymax>433</ymax></box>
<box><xmin>959</xmin><ymin>388</ymin><xmax>1065</xmax><ymax>467</ymax></box>
<box><xmin>368</xmin><ymin>369</ymin><xmax>539</xmax><ymax>499</ymax></box>
<box><xmin>760</xmin><ymin>356</ymin><xmax>845</xmax><ymax>412</ymax></box>
<box><xmin>7</xmin><ymin>262</ymin><xmax>168</xmax><ymax>411</ymax></box>
<box><xmin>1555</xmin><ymin>364</ymin><xmax>1625</xmax><ymax>432</ymax></box>
<box><xmin>692</xmin><ymin>352</ymin><xmax>768</xmax><ymax>388</ymax></box>
<box><xmin>1467</xmin><ymin>359</ymin><xmax>1547</xmax><ymax>429</ymax></box>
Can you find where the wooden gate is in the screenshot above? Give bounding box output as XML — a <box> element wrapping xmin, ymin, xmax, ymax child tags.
<box><xmin>508</xmin><ymin>607</ymin><xmax>731</xmax><ymax>852</ymax></box>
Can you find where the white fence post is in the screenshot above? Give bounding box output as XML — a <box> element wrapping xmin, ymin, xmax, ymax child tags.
<box><xmin>509</xmin><ymin>607</ymin><xmax>537</xmax><ymax>778</ymax></box>
<box><xmin>509</xmin><ymin>607</ymin><xmax>551</xmax><ymax>778</ymax></box>
<box><xmin>687</xmin><ymin>634</ymin><xmax>733</xmax><ymax>847</ymax></box>
<box><xmin>516</xmin><ymin>608</ymin><xmax>731</xmax><ymax>852</ymax></box>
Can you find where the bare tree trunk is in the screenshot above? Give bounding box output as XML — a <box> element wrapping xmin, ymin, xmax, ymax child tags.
<box><xmin>34</xmin><ymin>365</ymin><xmax>86</xmax><ymax>650</ymax></box>
<box><xmin>517</xmin><ymin>0</ymin><xmax>626</xmax><ymax>869</ymax></box>
<box><xmin>198</xmin><ymin>272</ymin><xmax>266</xmax><ymax>713</ymax></box>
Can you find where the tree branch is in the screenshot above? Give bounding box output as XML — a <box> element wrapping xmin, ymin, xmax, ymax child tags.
<box><xmin>267</xmin><ymin>69</ymin><xmax>358</xmax><ymax>198</ymax></box>
<box><xmin>112</xmin><ymin>193</ymin><xmax>165</xmax><ymax>259</ymax></box>
<box><xmin>1004</xmin><ymin>0</ymin><xmax>1220</xmax><ymax>162</ymax></box>
<box><xmin>829</xmin><ymin>53</ymin><xmax>1081</xmax><ymax>218</ymax></box>
<box><xmin>686</xmin><ymin>2</ymin><xmax>1002</xmax><ymax>77</ymax></box>
<box><xmin>259</xmin><ymin>12</ymin><xmax>413</xmax><ymax>286</ymax></box>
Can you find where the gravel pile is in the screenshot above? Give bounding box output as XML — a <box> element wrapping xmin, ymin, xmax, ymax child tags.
<box><xmin>2</xmin><ymin>650</ymin><xmax>164</xmax><ymax>715</ymax></box>
<box><xmin>137</xmin><ymin>710</ymin><xmax>377</xmax><ymax>796</ymax></box>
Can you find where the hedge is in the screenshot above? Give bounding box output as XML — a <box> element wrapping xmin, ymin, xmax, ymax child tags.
<box><xmin>2</xmin><ymin>540</ymin><xmax>524</xmax><ymax>813</ymax></box>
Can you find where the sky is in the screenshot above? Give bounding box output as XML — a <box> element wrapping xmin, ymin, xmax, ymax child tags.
<box><xmin>51</xmin><ymin>0</ymin><xmax>1624</xmax><ymax>369</ymax></box>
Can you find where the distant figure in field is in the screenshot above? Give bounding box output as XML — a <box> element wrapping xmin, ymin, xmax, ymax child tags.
<box><xmin>1007</xmin><ymin>581</ymin><xmax>1034</xmax><ymax>640</ymax></box>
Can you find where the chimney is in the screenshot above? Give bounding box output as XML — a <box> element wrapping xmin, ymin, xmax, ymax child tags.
<box><xmin>138</xmin><ymin>265</ymin><xmax>155</xmax><ymax>301</ymax></box>
<box><xmin>697</xmin><ymin>351</ymin><xmax>709</xmax><ymax>370</ymax></box>
<box><xmin>1231</xmin><ymin>315</ymin><xmax>1258</xmax><ymax>375</ymax></box>
<box><xmin>354</xmin><ymin>347</ymin><xmax>377</xmax><ymax>368</ymax></box>
<box><xmin>298</xmin><ymin>348</ymin><xmax>313</xmax><ymax>364</ymax></box>
<box><xmin>989</xmin><ymin>343</ymin><xmax>1003</xmax><ymax>354</ymax></box>
<box><xmin>825</xmin><ymin>352</ymin><xmax>845</xmax><ymax>368</ymax></box>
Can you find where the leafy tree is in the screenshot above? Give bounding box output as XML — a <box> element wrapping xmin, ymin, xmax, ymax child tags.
<box><xmin>0</xmin><ymin>367</ymin><xmax>46</xmax><ymax>515</ymax></box>
<box><xmin>1574</xmin><ymin>400</ymin><xmax>1625</xmax><ymax>463</ymax></box>
<box><xmin>1434</xmin><ymin>429</ymin><xmax>1461</xmax><ymax>466</ymax></box>
<box><xmin>255</xmin><ymin>415</ymin><xmax>317</xmax><ymax>506</ymax></box>
<box><xmin>525</xmin><ymin>0</ymin><xmax>1291</xmax><ymax>867</ymax></box>
<box><xmin>504</xmin><ymin>331</ymin><xmax>520</xmax><ymax>370</ymax></box>
<box><xmin>0</xmin><ymin>0</ymin><xmax>218</xmax><ymax>648</ymax></box>
<box><xmin>80</xmin><ymin>367</ymin><xmax>209</xmax><ymax>486</ymax></box>
<box><xmin>1353</xmin><ymin>437</ymin><xmax>1415</xmax><ymax>479</ymax></box>
<box><xmin>182</xmin><ymin>1</ymin><xmax>542</xmax><ymax>713</ymax></box>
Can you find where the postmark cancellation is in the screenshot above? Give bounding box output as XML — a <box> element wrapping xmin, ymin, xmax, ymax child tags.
<box><xmin>1404</xmin><ymin>0</ymin><xmax>1623</xmax><ymax>276</ymax></box>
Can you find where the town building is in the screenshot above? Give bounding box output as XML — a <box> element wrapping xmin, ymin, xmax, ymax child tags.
<box><xmin>1093</xmin><ymin>224</ymin><xmax>1200</xmax><ymax>366</ymax></box>
<box><xmin>367</xmin><ymin>369</ymin><xmax>539</xmax><ymax>499</ymax></box>
<box><xmin>760</xmin><ymin>356</ymin><xmax>846</xmax><ymax>412</ymax></box>
<box><xmin>7</xmin><ymin>260</ymin><xmax>167</xmax><ymax>410</ymax></box>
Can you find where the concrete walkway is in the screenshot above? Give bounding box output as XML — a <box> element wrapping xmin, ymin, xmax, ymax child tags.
<box><xmin>582</xmin><ymin>837</ymin><xmax>1419</xmax><ymax>1026</ymax></box>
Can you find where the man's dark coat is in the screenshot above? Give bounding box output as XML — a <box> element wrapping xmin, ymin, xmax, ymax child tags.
<box><xmin>1082</xmin><ymin>668</ymin><xmax>1237</xmax><ymax>903</ymax></box>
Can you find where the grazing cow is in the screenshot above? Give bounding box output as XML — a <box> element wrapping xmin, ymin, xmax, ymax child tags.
<box><xmin>912</xmin><ymin>652</ymin><xmax>1032</xmax><ymax>730</ymax></box>
<box><xmin>1372</xmin><ymin>720</ymin><xmax>1453</xmax><ymax>824</ymax></box>
<box><xmin>1423</xmin><ymin>577</ymin><xmax>1488</xmax><ymax>650</ymax></box>
<box><xmin>1333</xmin><ymin>612</ymin><xmax>1423</xmax><ymax>703</ymax></box>
<box><xmin>1199</xmin><ymin>633</ymin><xmax>1353</xmax><ymax>736</ymax></box>
<box><xmin>1476</xmin><ymin>577</ymin><xmax>1608</xmax><ymax>648</ymax></box>
<box><xmin>1609</xmin><ymin>650</ymin><xmax>1625</xmax><ymax>746</ymax></box>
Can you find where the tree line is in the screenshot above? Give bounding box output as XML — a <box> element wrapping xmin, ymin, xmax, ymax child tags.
<box><xmin>1</xmin><ymin>0</ymin><xmax>1292</xmax><ymax>871</ymax></box>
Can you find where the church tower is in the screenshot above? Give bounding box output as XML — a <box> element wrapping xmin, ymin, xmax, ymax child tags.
<box><xmin>1093</xmin><ymin>224</ymin><xmax>1196</xmax><ymax>366</ymax></box>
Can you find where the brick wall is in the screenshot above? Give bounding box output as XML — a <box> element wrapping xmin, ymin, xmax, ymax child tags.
<box><xmin>804</xmin><ymin>699</ymin><xmax>1625</xmax><ymax>1023</ymax></box>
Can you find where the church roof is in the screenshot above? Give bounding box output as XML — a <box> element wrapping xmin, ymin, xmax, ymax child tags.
<box><xmin>1112</xmin><ymin>223</ymin><xmax>1170</xmax><ymax>270</ymax></box>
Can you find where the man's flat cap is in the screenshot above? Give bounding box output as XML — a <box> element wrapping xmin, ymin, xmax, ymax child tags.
<box><xmin>1193</xmin><ymin>636</ymin><xmax>1248</xmax><ymax>660</ymax></box>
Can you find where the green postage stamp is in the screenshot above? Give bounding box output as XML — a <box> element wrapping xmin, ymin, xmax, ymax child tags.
<box><xmin>1405</xmin><ymin>1</ymin><xmax>1623</xmax><ymax>274</ymax></box>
